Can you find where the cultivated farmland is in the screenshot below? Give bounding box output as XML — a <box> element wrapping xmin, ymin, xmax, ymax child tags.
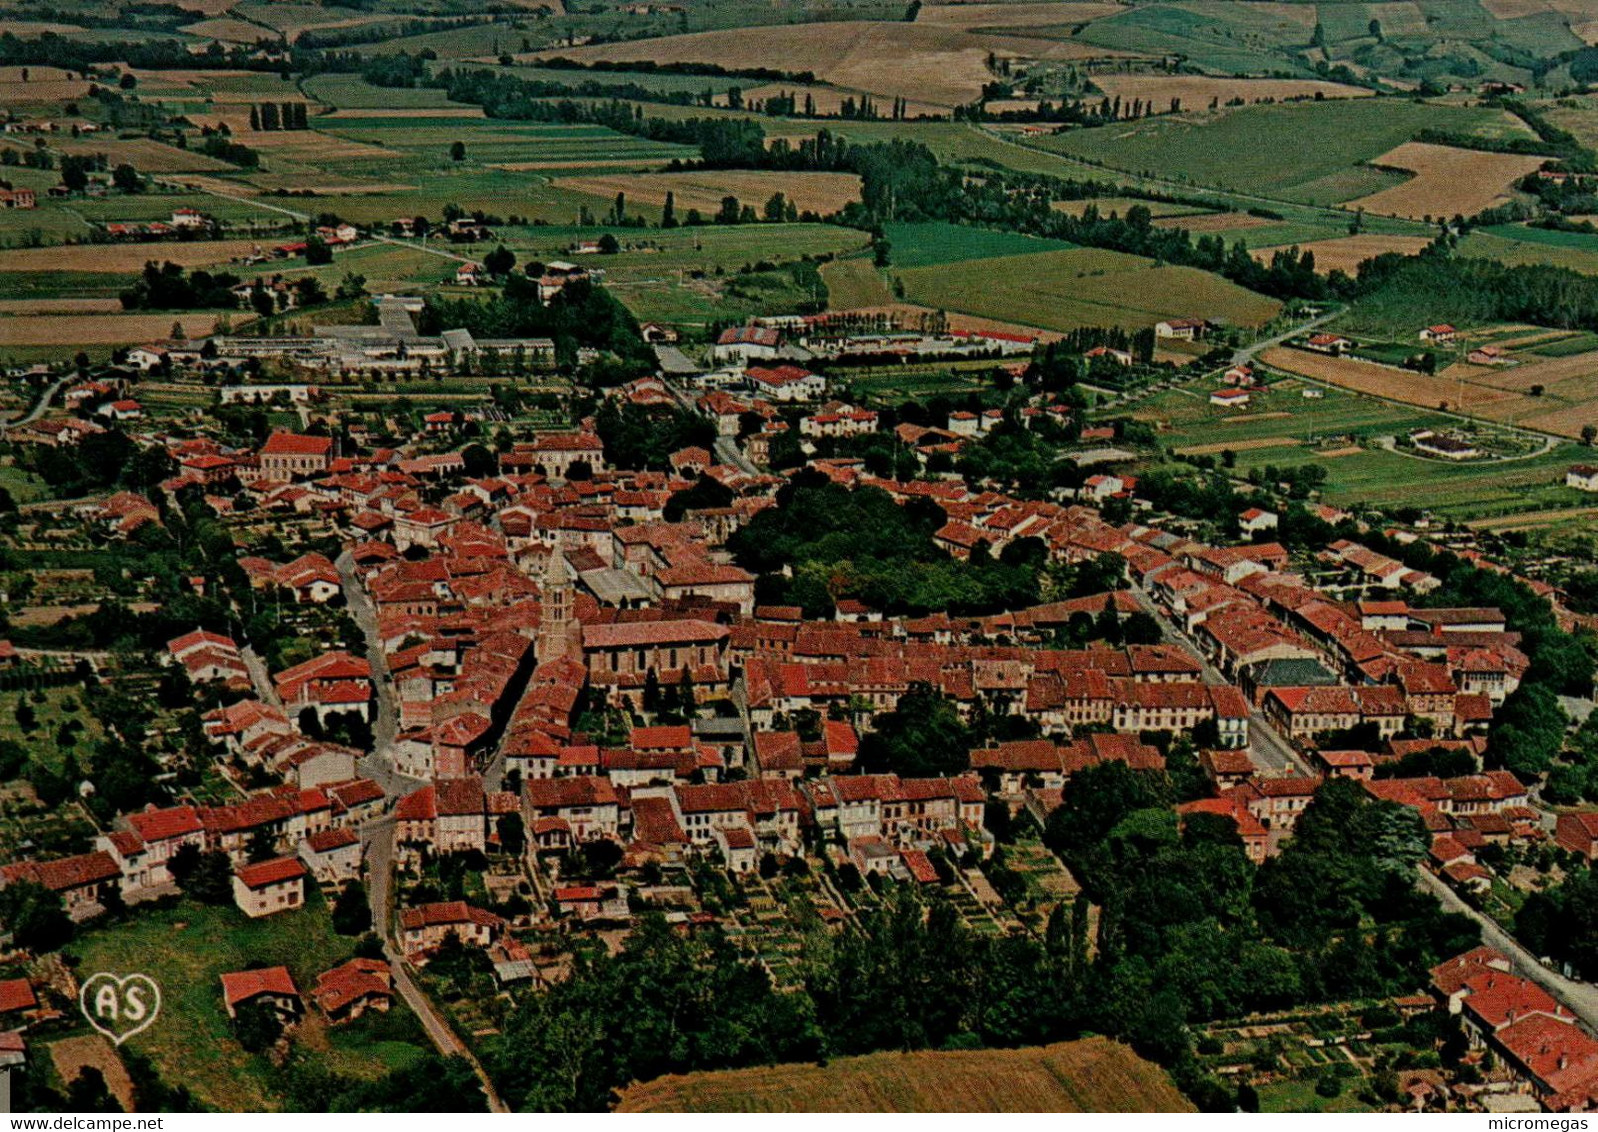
<box><xmin>616</xmin><ymin>1037</ymin><xmax>1194</xmax><ymax>1113</ymax></box>
<box><xmin>550</xmin><ymin>171</ymin><xmax>864</xmax><ymax>217</ymax></box>
<box><xmin>897</xmin><ymin>246</ymin><xmax>1281</xmax><ymax>331</ymax></box>
<box><xmin>0</xmin><ymin>239</ymin><xmax>278</xmax><ymax>274</ymax></box>
<box><xmin>1345</xmin><ymin>142</ymin><xmax>1547</xmax><ymax>221</ymax></box>
<box><xmin>1089</xmin><ymin>74</ymin><xmax>1373</xmax><ymax>111</ymax></box>
<box><xmin>0</xmin><ymin>312</ymin><xmax>241</xmax><ymax>348</ymax></box>
<box><xmin>1250</xmin><ymin>234</ymin><xmax>1433</xmax><ymax>274</ymax></box>
<box><xmin>914</xmin><ymin>2</ymin><xmax>1126</xmax><ymax>28</ymax></box>
<box><xmin>1258</xmin><ymin>346</ymin><xmax>1516</xmax><ymax>415</ymax></box>
<box><xmin>1036</xmin><ymin>99</ymin><xmax>1533</xmax><ymax>205</ymax></box>
<box><xmin>528</xmin><ymin>22</ymin><xmax>1112</xmax><ymax>109</ymax></box>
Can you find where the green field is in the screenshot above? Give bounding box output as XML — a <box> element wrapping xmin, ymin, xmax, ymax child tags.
<box><xmin>486</xmin><ymin>221</ymin><xmax>864</xmax><ymax>323</ymax></box>
<box><xmin>303</xmin><ymin>74</ymin><xmax>477</xmax><ymax>110</ymax></box>
<box><xmin>895</xmin><ymin>246</ymin><xmax>1281</xmax><ymax>332</ymax></box>
<box><xmin>1458</xmin><ymin>230</ymin><xmax>1598</xmax><ymax>277</ymax></box>
<box><xmin>65</xmin><ymin>897</ymin><xmax>432</xmax><ymax>1111</ymax></box>
<box><xmin>1127</xmin><ymin>382</ymin><xmax>1595</xmax><ymax>520</ymax></box>
<box><xmin>1035</xmin><ymin>99</ymin><xmax>1528</xmax><ymax>205</ymax></box>
<box><xmin>882</xmin><ymin>221</ymin><xmax>1074</xmax><ymax>269</ymax></box>
<box><xmin>316</xmin><ymin>117</ymin><xmax>696</xmax><ymax>170</ymax></box>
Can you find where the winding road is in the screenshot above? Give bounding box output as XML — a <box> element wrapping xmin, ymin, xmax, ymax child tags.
<box><xmin>8</xmin><ymin>373</ymin><xmax>72</xmax><ymax>426</ymax></box>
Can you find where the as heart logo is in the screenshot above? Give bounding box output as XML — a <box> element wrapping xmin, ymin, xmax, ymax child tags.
<box><xmin>79</xmin><ymin>972</ymin><xmax>161</xmax><ymax>1046</ymax></box>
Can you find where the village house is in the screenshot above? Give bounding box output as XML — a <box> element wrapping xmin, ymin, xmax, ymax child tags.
<box><xmin>1154</xmin><ymin>318</ymin><xmax>1206</xmax><ymax>341</ymax></box>
<box><xmin>1568</xmin><ymin>465</ymin><xmax>1598</xmax><ymax>493</ymax></box>
<box><xmin>220</xmin><ymin>966</ymin><xmax>302</xmax><ymax>1024</ymax></box>
<box><xmin>298</xmin><ymin>826</ymin><xmax>362</xmax><ymax>886</ymax></box>
<box><xmin>231</xmin><ymin>856</ymin><xmax>308</xmax><ymax>918</ymax></box>
<box><xmin>0</xmin><ymin>851</ymin><xmax>121</xmax><ymax>921</ymax></box>
<box><xmin>313</xmin><ymin>959</ymin><xmax>391</xmax><ymax>1024</ymax></box>
<box><xmin>399</xmin><ymin>900</ymin><xmax>504</xmax><ymax>957</ymax></box>
<box><xmin>746</xmin><ymin>364</ymin><xmax>826</xmax><ymax>403</ymax></box>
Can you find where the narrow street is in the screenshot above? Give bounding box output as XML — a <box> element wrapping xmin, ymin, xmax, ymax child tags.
<box><xmin>363</xmin><ymin>818</ymin><xmax>509</xmax><ymax>1113</ymax></box>
<box><xmin>339</xmin><ymin>552</ymin><xmax>501</xmax><ymax>1106</ymax></box>
<box><xmin>335</xmin><ymin>550</ymin><xmax>417</xmax><ymax>796</ymax></box>
<box><xmin>1129</xmin><ymin>584</ymin><xmax>1313</xmax><ymax>776</ymax></box>
<box><xmin>1418</xmin><ymin>869</ymin><xmax>1598</xmax><ymax>1031</ymax></box>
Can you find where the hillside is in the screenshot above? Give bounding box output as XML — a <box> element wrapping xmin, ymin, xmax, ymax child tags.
<box><xmin>615</xmin><ymin>1037</ymin><xmax>1195</xmax><ymax>1113</ymax></box>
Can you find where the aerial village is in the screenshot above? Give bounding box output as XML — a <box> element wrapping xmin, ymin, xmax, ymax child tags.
<box><xmin>3</xmin><ymin>264</ymin><xmax>1598</xmax><ymax>1114</ymax></box>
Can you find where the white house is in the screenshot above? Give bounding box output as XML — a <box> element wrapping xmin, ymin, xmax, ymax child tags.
<box><xmin>1568</xmin><ymin>465</ymin><xmax>1598</xmax><ymax>493</ymax></box>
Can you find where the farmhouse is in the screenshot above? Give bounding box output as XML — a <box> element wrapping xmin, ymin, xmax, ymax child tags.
<box><xmin>1419</xmin><ymin>324</ymin><xmax>1457</xmax><ymax>344</ymax></box>
<box><xmin>1210</xmin><ymin>388</ymin><xmax>1250</xmax><ymax>408</ymax></box>
<box><xmin>1154</xmin><ymin>318</ymin><xmax>1206</xmax><ymax>341</ymax></box>
<box><xmin>0</xmin><ymin>188</ymin><xmax>36</xmax><ymax>209</ymax></box>
<box><xmin>313</xmin><ymin>959</ymin><xmax>391</xmax><ymax>1023</ymax></box>
<box><xmin>1410</xmin><ymin>430</ymin><xmax>1479</xmax><ymax>461</ymax></box>
<box><xmin>1304</xmin><ymin>333</ymin><xmax>1353</xmax><ymax>355</ymax></box>
<box><xmin>399</xmin><ymin>900</ymin><xmax>504</xmax><ymax>956</ymax></box>
<box><xmin>1238</xmin><ymin>507</ymin><xmax>1278</xmax><ymax>534</ymax></box>
<box><xmin>126</xmin><ymin>346</ymin><xmax>169</xmax><ymax>372</ymax></box>
<box><xmin>1085</xmin><ymin>345</ymin><xmax>1133</xmax><ymax>366</ymax></box>
<box><xmin>1556</xmin><ymin>811</ymin><xmax>1598</xmax><ymax>862</ymax></box>
<box><xmin>1567</xmin><ymin>466</ymin><xmax>1598</xmax><ymax>493</ymax></box>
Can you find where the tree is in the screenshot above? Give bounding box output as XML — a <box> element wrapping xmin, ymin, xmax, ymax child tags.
<box><xmin>112</xmin><ymin>163</ymin><xmax>141</xmax><ymax>193</ymax></box>
<box><xmin>857</xmin><ymin>685</ymin><xmax>972</xmax><ymax>777</ymax></box>
<box><xmin>449</xmin><ymin>140</ymin><xmax>466</xmax><ymax>162</ymax></box>
<box><xmin>597</xmin><ymin>233</ymin><xmax>620</xmax><ymax>254</ymax></box>
<box><xmin>497</xmin><ymin>812</ymin><xmax>525</xmax><ymax>858</ymax></box>
<box><xmin>332</xmin><ymin>880</ymin><xmax>371</xmax><ymax>935</ymax></box>
<box><xmin>65</xmin><ymin>1068</ymin><xmax>122</xmax><ymax>1113</ymax></box>
<box><xmin>483</xmin><ymin>244</ymin><xmax>516</xmax><ymax>277</ymax></box>
<box><xmin>168</xmin><ymin>844</ymin><xmax>233</xmax><ymax>905</ymax></box>
<box><xmin>0</xmin><ymin>879</ymin><xmax>72</xmax><ymax>952</ymax></box>
<box><xmin>259</xmin><ymin>102</ymin><xmax>280</xmax><ymax>130</ymax></box>
<box><xmin>303</xmin><ymin>235</ymin><xmax>332</xmax><ymax>266</ymax></box>
<box><xmin>662</xmin><ymin>190</ymin><xmax>676</xmax><ymax>228</ymax></box>
<box><xmin>1583</xmin><ymin>424</ymin><xmax>1596</xmax><ymax>447</ymax></box>
<box><xmin>232</xmin><ymin>998</ymin><xmax>284</xmax><ymax>1053</ymax></box>
<box><xmin>461</xmin><ymin>442</ymin><xmax>497</xmax><ymax>478</ymax></box>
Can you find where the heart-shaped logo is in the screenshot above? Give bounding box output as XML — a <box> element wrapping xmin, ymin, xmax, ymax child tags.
<box><xmin>79</xmin><ymin>972</ymin><xmax>161</xmax><ymax>1046</ymax></box>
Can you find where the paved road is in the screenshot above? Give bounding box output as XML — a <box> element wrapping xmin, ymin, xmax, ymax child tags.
<box><xmin>364</xmin><ymin>819</ymin><xmax>509</xmax><ymax>1113</ymax></box>
<box><xmin>241</xmin><ymin>645</ymin><xmax>280</xmax><ymax>709</ymax></box>
<box><xmin>335</xmin><ymin>550</ymin><xmax>420</xmax><ymax>796</ymax></box>
<box><xmin>1418</xmin><ymin>869</ymin><xmax>1598</xmax><ymax>1032</ymax></box>
<box><xmin>9</xmin><ymin>374</ymin><xmax>71</xmax><ymax>426</ymax></box>
<box><xmin>1230</xmin><ymin>309</ymin><xmax>1341</xmax><ymax>369</ymax></box>
<box><xmin>1129</xmin><ymin>583</ymin><xmax>1313</xmax><ymax>776</ymax></box>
